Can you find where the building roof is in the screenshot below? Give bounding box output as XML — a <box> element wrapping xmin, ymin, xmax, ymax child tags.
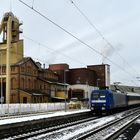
<box><xmin>15</xmin><ymin>57</ymin><xmax>39</xmax><ymax>68</ymax></box>
<box><xmin>38</xmin><ymin>77</ymin><xmax>69</xmax><ymax>86</ymax></box>
<box><xmin>19</xmin><ymin>89</ymin><xmax>48</xmax><ymax>96</ymax></box>
<box><xmin>87</xmin><ymin>64</ymin><xmax>110</xmax><ymax>67</ymax></box>
<box><xmin>111</xmin><ymin>84</ymin><xmax>140</xmax><ymax>93</ymax></box>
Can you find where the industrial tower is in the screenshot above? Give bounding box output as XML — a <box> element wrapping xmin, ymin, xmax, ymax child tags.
<box><xmin>0</xmin><ymin>12</ymin><xmax>23</xmax><ymax>103</ymax></box>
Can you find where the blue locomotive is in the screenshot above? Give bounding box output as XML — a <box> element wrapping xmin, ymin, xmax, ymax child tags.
<box><xmin>90</xmin><ymin>89</ymin><xmax>140</xmax><ymax>114</ymax></box>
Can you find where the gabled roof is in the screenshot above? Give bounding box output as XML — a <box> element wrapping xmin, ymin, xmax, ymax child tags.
<box><xmin>14</xmin><ymin>57</ymin><xmax>39</xmax><ymax>68</ymax></box>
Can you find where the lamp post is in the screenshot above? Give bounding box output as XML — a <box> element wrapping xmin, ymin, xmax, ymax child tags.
<box><xmin>85</xmin><ymin>80</ymin><xmax>89</xmax><ymax>99</ymax></box>
<box><xmin>64</xmin><ymin>69</ymin><xmax>69</xmax><ymax>112</ymax></box>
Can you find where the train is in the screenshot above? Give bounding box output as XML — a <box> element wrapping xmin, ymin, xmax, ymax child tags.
<box><xmin>90</xmin><ymin>89</ymin><xmax>140</xmax><ymax>114</ymax></box>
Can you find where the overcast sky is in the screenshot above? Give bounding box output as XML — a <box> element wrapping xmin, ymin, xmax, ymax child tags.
<box><xmin>0</xmin><ymin>0</ymin><xmax>140</xmax><ymax>86</ymax></box>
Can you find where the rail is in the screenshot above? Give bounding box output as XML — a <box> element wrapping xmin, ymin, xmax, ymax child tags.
<box><xmin>75</xmin><ymin>108</ymin><xmax>140</xmax><ymax>140</ymax></box>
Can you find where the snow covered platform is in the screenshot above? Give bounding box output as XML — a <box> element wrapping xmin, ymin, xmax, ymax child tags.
<box><xmin>0</xmin><ymin>109</ymin><xmax>91</xmax><ymax>139</ymax></box>
<box><xmin>133</xmin><ymin>130</ymin><xmax>140</xmax><ymax>140</ymax></box>
<box><xmin>132</xmin><ymin>119</ymin><xmax>140</xmax><ymax>140</ymax></box>
<box><xmin>0</xmin><ymin>109</ymin><xmax>90</xmax><ymax>126</ymax></box>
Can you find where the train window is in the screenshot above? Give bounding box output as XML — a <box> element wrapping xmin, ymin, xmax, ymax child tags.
<box><xmin>91</xmin><ymin>92</ymin><xmax>105</xmax><ymax>98</ymax></box>
<box><xmin>91</xmin><ymin>93</ymin><xmax>99</xmax><ymax>98</ymax></box>
<box><xmin>92</xmin><ymin>93</ymin><xmax>99</xmax><ymax>98</ymax></box>
<box><xmin>100</xmin><ymin>92</ymin><xmax>105</xmax><ymax>98</ymax></box>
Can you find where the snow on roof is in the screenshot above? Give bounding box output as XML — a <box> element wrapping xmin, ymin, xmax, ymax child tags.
<box><xmin>127</xmin><ymin>92</ymin><xmax>140</xmax><ymax>96</ymax></box>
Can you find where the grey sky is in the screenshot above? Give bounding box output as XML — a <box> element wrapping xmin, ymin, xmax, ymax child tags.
<box><xmin>0</xmin><ymin>0</ymin><xmax>140</xmax><ymax>86</ymax></box>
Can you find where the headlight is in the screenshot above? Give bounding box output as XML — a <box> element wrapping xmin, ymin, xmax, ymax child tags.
<box><xmin>102</xmin><ymin>107</ymin><xmax>105</xmax><ymax>110</ymax></box>
<box><xmin>91</xmin><ymin>107</ymin><xmax>94</xmax><ymax>110</ymax></box>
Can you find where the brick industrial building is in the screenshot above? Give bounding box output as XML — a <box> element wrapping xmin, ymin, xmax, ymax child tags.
<box><xmin>0</xmin><ymin>12</ymin><xmax>110</xmax><ymax>103</ymax></box>
<box><xmin>49</xmin><ymin>63</ymin><xmax>110</xmax><ymax>100</ymax></box>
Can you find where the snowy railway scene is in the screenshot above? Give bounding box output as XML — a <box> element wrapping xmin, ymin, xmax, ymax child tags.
<box><xmin>0</xmin><ymin>0</ymin><xmax>140</xmax><ymax>139</ymax></box>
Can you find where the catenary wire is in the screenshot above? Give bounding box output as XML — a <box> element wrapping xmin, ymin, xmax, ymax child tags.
<box><xmin>17</xmin><ymin>0</ymin><xmax>138</xmax><ymax>85</ymax></box>
<box><xmin>0</xmin><ymin>48</ymin><xmax>137</xmax><ymax>85</ymax></box>
<box><xmin>69</xmin><ymin>0</ymin><xmax>139</xmax><ymax>76</ymax></box>
<box><xmin>23</xmin><ymin>35</ymin><xmax>86</xmax><ymax>66</ymax></box>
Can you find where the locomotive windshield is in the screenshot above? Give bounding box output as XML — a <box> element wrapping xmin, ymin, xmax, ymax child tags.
<box><xmin>91</xmin><ymin>92</ymin><xmax>106</xmax><ymax>99</ymax></box>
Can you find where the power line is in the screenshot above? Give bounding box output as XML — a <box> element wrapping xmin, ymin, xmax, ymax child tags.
<box><xmin>0</xmin><ymin>48</ymin><xmax>50</xmax><ymax>66</ymax></box>
<box><xmin>69</xmin><ymin>0</ymin><xmax>139</xmax><ymax>76</ymax></box>
<box><xmin>17</xmin><ymin>0</ymin><xmax>137</xmax><ymax>85</ymax></box>
<box><xmin>23</xmin><ymin>35</ymin><xmax>86</xmax><ymax>66</ymax></box>
<box><xmin>31</xmin><ymin>0</ymin><xmax>35</xmax><ymax>9</ymax></box>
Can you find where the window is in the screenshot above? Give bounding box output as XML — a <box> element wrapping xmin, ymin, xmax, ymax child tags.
<box><xmin>40</xmin><ymin>85</ymin><xmax>42</xmax><ymax>90</ymax></box>
<box><xmin>28</xmin><ymin>79</ymin><xmax>31</xmax><ymax>89</ymax></box>
<box><xmin>21</xmin><ymin>78</ymin><xmax>24</xmax><ymax>89</ymax></box>
<box><xmin>2</xmin><ymin>67</ymin><xmax>6</xmax><ymax>73</ymax></box>
<box><xmin>21</xmin><ymin>67</ymin><xmax>24</xmax><ymax>72</ymax></box>
<box><xmin>23</xmin><ymin>97</ymin><xmax>27</xmax><ymax>103</ymax></box>
<box><xmin>91</xmin><ymin>92</ymin><xmax>106</xmax><ymax>99</ymax></box>
<box><xmin>34</xmin><ymin>80</ymin><xmax>37</xmax><ymax>89</ymax></box>
<box><xmin>11</xmin><ymin>67</ymin><xmax>15</xmax><ymax>72</ymax></box>
<box><xmin>11</xmin><ymin>78</ymin><xmax>17</xmax><ymax>89</ymax></box>
<box><xmin>27</xmin><ymin>66</ymin><xmax>30</xmax><ymax>73</ymax></box>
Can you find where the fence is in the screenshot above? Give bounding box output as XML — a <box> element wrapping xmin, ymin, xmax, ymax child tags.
<box><xmin>0</xmin><ymin>103</ymin><xmax>66</xmax><ymax>115</ymax></box>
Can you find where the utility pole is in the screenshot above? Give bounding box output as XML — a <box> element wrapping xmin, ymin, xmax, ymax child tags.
<box><xmin>64</xmin><ymin>70</ymin><xmax>69</xmax><ymax>112</ymax></box>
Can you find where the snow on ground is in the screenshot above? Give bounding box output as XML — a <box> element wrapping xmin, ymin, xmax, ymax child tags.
<box><xmin>136</xmin><ymin>119</ymin><xmax>140</xmax><ymax>124</ymax></box>
<box><xmin>29</xmin><ymin>115</ymin><xmax>117</xmax><ymax>140</ymax></box>
<box><xmin>1</xmin><ymin>108</ymin><xmax>129</xmax><ymax>140</ymax></box>
<box><xmin>27</xmin><ymin>112</ymin><xmax>127</xmax><ymax>140</ymax></box>
<box><xmin>0</xmin><ymin>109</ymin><xmax>90</xmax><ymax>126</ymax></box>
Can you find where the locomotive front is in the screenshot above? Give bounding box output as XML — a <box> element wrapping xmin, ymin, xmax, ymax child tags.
<box><xmin>90</xmin><ymin>90</ymin><xmax>112</xmax><ymax>113</ymax></box>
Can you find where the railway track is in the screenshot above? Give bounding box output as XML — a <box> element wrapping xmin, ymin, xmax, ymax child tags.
<box><xmin>2</xmin><ymin>107</ymin><xmax>140</xmax><ymax>140</ymax></box>
<box><xmin>14</xmin><ymin>107</ymin><xmax>140</xmax><ymax>140</ymax></box>
<box><xmin>75</xmin><ymin>108</ymin><xmax>140</xmax><ymax>140</ymax></box>
<box><xmin>0</xmin><ymin>110</ymin><xmax>92</xmax><ymax>139</ymax></box>
<box><xmin>9</xmin><ymin>116</ymin><xmax>98</xmax><ymax>140</ymax></box>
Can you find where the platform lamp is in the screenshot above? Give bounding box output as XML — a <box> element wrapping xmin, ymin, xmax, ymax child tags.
<box><xmin>64</xmin><ymin>69</ymin><xmax>69</xmax><ymax>112</ymax></box>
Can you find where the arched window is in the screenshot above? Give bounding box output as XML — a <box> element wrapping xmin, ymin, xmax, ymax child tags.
<box><xmin>11</xmin><ymin>78</ymin><xmax>16</xmax><ymax>89</ymax></box>
<box><xmin>34</xmin><ymin>79</ymin><xmax>37</xmax><ymax>89</ymax></box>
<box><xmin>21</xmin><ymin>67</ymin><xmax>24</xmax><ymax>73</ymax></box>
<box><xmin>21</xmin><ymin>78</ymin><xmax>24</xmax><ymax>89</ymax></box>
<box><xmin>27</xmin><ymin>66</ymin><xmax>31</xmax><ymax>73</ymax></box>
<box><xmin>28</xmin><ymin>78</ymin><xmax>31</xmax><ymax>89</ymax></box>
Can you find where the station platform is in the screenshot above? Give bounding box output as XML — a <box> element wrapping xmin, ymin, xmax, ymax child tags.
<box><xmin>0</xmin><ymin>109</ymin><xmax>90</xmax><ymax>126</ymax></box>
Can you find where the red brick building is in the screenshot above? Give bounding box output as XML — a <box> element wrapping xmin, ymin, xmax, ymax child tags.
<box><xmin>87</xmin><ymin>64</ymin><xmax>110</xmax><ymax>88</ymax></box>
<box><xmin>48</xmin><ymin>64</ymin><xmax>110</xmax><ymax>100</ymax></box>
<box><xmin>68</xmin><ymin>68</ymin><xmax>97</xmax><ymax>86</ymax></box>
<box><xmin>49</xmin><ymin>63</ymin><xmax>69</xmax><ymax>83</ymax></box>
